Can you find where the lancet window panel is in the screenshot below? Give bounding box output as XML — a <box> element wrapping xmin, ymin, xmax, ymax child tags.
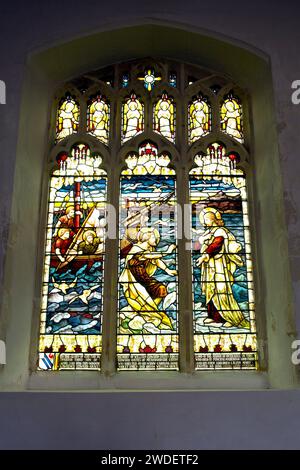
<box><xmin>87</xmin><ymin>94</ymin><xmax>110</xmax><ymax>145</ymax></box>
<box><xmin>189</xmin><ymin>143</ymin><xmax>257</xmax><ymax>370</ymax></box>
<box><xmin>220</xmin><ymin>92</ymin><xmax>244</xmax><ymax>143</ymax></box>
<box><xmin>153</xmin><ymin>93</ymin><xmax>176</xmax><ymax>143</ymax></box>
<box><xmin>188</xmin><ymin>95</ymin><xmax>211</xmax><ymax>144</ymax></box>
<box><xmin>122</xmin><ymin>93</ymin><xmax>144</xmax><ymax>143</ymax></box>
<box><xmin>38</xmin><ymin>144</ymin><xmax>107</xmax><ymax>371</ymax></box>
<box><xmin>55</xmin><ymin>94</ymin><xmax>80</xmax><ymax>142</ymax></box>
<box><xmin>117</xmin><ymin>142</ymin><xmax>179</xmax><ymax>370</ymax></box>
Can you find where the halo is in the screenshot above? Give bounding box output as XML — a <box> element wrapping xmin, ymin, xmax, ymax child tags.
<box><xmin>199</xmin><ymin>207</ymin><xmax>222</xmax><ymax>225</ymax></box>
<box><xmin>138</xmin><ymin>226</ymin><xmax>160</xmax><ymax>242</ymax></box>
<box><xmin>65</xmin><ymin>205</ymin><xmax>75</xmax><ymax>214</ymax></box>
<box><xmin>83</xmin><ymin>229</ymin><xmax>97</xmax><ymax>241</ymax></box>
<box><xmin>225</xmin><ymin>99</ymin><xmax>236</xmax><ymax>111</ymax></box>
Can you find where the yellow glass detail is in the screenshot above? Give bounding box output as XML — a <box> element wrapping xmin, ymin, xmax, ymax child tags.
<box><xmin>220</xmin><ymin>94</ymin><xmax>243</xmax><ymax>143</ymax></box>
<box><xmin>56</xmin><ymin>96</ymin><xmax>79</xmax><ymax>142</ymax></box>
<box><xmin>154</xmin><ymin>93</ymin><xmax>175</xmax><ymax>143</ymax></box>
<box><xmin>138</xmin><ymin>69</ymin><xmax>162</xmax><ymax>91</ymax></box>
<box><xmin>122</xmin><ymin>142</ymin><xmax>175</xmax><ymax>176</ymax></box>
<box><xmin>189</xmin><ymin>97</ymin><xmax>210</xmax><ymax>143</ymax></box>
<box><xmin>122</xmin><ymin>93</ymin><xmax>144</xmax><ymax>143</ymax></box>
<box><xmin>87</xmin><ymin>96</ymin><xmax>109</xmax><ymax>145</ymax></box>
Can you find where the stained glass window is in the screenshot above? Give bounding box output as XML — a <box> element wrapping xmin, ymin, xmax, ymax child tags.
<box><xmin>40</xmin><ymin>60</ymin><xmax>260</xmax><ymax>375</ymax></box>
<box><xmin>189</xmin><ymin>143</ymin><xmax>257</xmax><ymax>370</ymax></box>
<box><xmin>117</xmin><ymin>142</ymin><xmax>178</xmax><ymax>370</ymax></box>
<box><xmin>220</xmin><ymin>92</ymin><xmax>243</xmax><ymax>143</ymax></box>
<box><xmin>56</xmin><ymin>94</ymin><xmax>79</xmax><ymax>142</ymax></box>
<box><xmin>188</xmin><ymin>96</ymin><xmax>211</xmax><ymax>143</ymax></box>
<box><xmin>87</xmin><ymin>95</ymin><xmax>110</xmax><ymax>145</ymax></box>
<box><xmin>38</xmin><ymin>144</ymin><xmax>107</xmax><ymax>370</ymax></box>
<box><xmin>154</xmin><ymin>93</ymin><xmax>175</xmax><ymax>143</ymax></box>
<box><xmin>122</xmin><ymin>93</ymin><xmax>144</xmax><ymax>143</ymax></box>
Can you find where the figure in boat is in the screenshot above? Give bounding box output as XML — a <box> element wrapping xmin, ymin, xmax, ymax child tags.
<box><xmin>51</xmin><ymin>204</ymin><xmax>106</xmax><ymax>272</ymax></box>
<box><xmin>77</xmin><ymin>229</ymin><xmax>103</xmax><ymax>255</ymax></box>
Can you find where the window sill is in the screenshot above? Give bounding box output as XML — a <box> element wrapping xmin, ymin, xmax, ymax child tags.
<box><xmin>27</xmin><ymin>370</ymin><xmax>269</xmax><ymax>391</ymax></box>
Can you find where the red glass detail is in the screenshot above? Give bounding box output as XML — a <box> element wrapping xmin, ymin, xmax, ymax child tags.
<box><xmin>139</xmin><ymin>345</ymin><xmax>157</xmax><ymax>353</ymax></box>
<box><xmin>56</xmin><ymin>151</ymin><xmax>68</xmax><ymax>166</ymax></box>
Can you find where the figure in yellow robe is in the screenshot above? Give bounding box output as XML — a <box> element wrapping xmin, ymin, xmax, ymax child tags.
<box><xmin>196</xmin><ymin>207</ymin><xmax>250</xmax><ymax>329</ymax></box>
<box><xmin>221</xmin><ymin>99</ymin><xmax>243</xmax><ymax>142</ymax></box>
<box><xmin>119</xmin><ymin>227</ymin><xmax>177</xmax><ymax>331</ymax></box>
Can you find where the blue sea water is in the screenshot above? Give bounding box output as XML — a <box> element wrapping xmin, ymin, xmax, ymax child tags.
<box><xmin>46</xmin><ymin>261</ymin><xmax>104</xmax><ymax>335</ymax></box>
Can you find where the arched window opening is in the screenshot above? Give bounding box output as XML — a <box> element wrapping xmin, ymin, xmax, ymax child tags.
<box><xmin>37</xmin><ymin>58</ymin><xmax>258</xmax><ymax>373</ymax></box>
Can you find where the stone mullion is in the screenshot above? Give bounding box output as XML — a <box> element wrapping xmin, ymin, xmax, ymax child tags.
<box><xmin>177</xmin><ymin>63</ymin><xmax>194</xmax><ymax>373</ymax></box>
<box><xmin>101</xmin><ymin>93</ymin><xmax>120</xmax><ymax>375</ymax></box>
<box><xmin>176</xmin><ymin>167</ymin><xmax>194</xmax><ymax>373</ymax></box>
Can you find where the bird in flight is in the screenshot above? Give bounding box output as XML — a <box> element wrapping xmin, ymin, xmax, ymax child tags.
<box><xmin>52</xmin><ymin>277</ymin><xmax>77</xmax><ymax>295</ymax></box>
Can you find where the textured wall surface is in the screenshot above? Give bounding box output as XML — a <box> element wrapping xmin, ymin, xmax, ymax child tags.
<box><xmin>0</xmin><ymin>0</ymin><xmax>300</xmax><ymax>449</ymax></box>
<box><xmin>0</xmin><ymin>391</ymin><xmax>300</xmax><ymax>450</ymax></box>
